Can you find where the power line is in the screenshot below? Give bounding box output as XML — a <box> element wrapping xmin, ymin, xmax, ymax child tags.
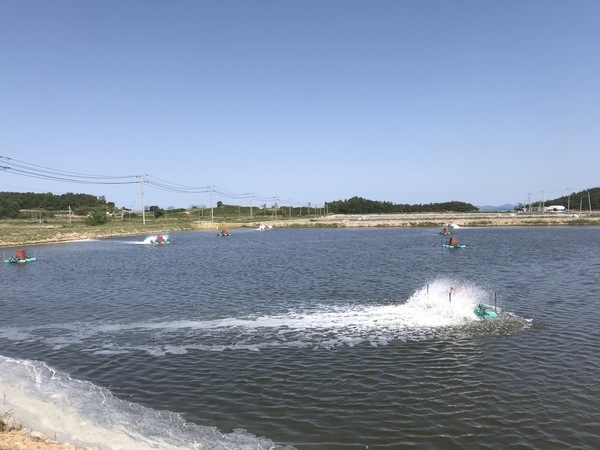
<box><xmin>1</xmin><ymin>155</ymin><xmax>306</xmax><ymax>207</ymax></box>
<box><xmin>1</xmin><ymin>166</ymin><xmax>139</xmax><ymax>184</ymax></box>
<box><xmin>0</xmin><ymin>155</ymin><xmax>138</xmax><ymax>180</ymax></box>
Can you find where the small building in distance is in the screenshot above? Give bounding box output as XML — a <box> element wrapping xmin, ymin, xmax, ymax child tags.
<box><xmin>544</xmin><ymin>205</ymin><xmax>566</xmax><ymax>212</ymax></box>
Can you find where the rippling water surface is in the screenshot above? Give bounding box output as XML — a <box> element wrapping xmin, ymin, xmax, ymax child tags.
<box><xmin>1</xmin><ymin>227</ymin><xmax>599</xmax><ymax>449</ymax></box>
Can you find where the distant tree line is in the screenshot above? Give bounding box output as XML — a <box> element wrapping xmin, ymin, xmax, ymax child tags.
<box><xmin>326</xmin><ymin>196</ymin><xmax>478</xmax><ymax>214</ymax></box>
<box><xmin>0</xmin><ymin>191</ymin><xmax>114</xmax><ymax>219</ymax></box>
<box><xmin>3</xmin><ymin>187</ymin><xmax>598</xmax><ymax>221</ymax></box>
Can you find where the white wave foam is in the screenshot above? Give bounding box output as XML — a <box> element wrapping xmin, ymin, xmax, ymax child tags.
<box><xmin>0</xmin><ymin>355</ymin><xmax>295</xmax><ymax>450</ymax></box>
<box><xmin>142</xmin><ymin>234</ymin><xmax>169</xmax><ymax>244</ymax></box>
<box><xmin>0</xmin><ymin>280</ymin><xmax>517</xmax><ymax>355</ymax></box>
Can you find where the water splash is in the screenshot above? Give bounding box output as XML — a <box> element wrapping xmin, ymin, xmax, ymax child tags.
<box><xmin>141</xmin><ymin>234</ymin><xmax>169</xmax><ymax>244</ymax></box>
<box><xmin>0</xmin><ymin>280</ymin><xmax>530</xmax><ymax>355</ymax></box>
<box><xmin>0</xmin><ymin>356</ymin><xmax>295</xmax><ymax>450</ymax></box>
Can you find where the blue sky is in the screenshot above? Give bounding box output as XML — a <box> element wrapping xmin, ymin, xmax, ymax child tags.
<box><xmin>1</xmin><ymin>0</ymin><xmax>598</xmax><ymax>210</ymax></box>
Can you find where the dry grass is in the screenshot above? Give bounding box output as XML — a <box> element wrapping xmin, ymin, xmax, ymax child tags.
<box><xmin>0</xmin><ymin>219</ymin><xmax>196</xmax><ymax>247</ymax></box>
<box><xmin>1</xmin><ymin>212</ymin><xmax>599</xmax><ymax>247</ymax></box>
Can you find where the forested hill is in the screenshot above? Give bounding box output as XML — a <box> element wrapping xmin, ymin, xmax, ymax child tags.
<box><xmin>0</xmin><ymin>191</ymin><xmax>112</xmax><ymax>218</ymax></box>
<box><xmin>530</xmin><ymin>187</ymin><xmax>600</xmax><ymax>211</ymax></box>
<box><xmin>327</xmin><ymin>197</ymin><xmax>477</xmax><ymax>214</ymax></box>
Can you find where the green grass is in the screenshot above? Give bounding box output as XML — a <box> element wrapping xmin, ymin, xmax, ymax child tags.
<box><xmin>568</xmin><ymin>219</ymin><xmax>598</xmax><ymax>225</ymax></box>
<box><xmin>411</xmin><ymin>221</ymin><xmax>440</xmax><ymax>227</ymax></box>
<box><xmin>0</xmin><ymin>217</ymin><xmax>197</xmax><ymax>246</ymax></box>
<box><xmin>465</xmin><ymin>220</ymin><xmax>494</xmax><ymax>226</ymax></box>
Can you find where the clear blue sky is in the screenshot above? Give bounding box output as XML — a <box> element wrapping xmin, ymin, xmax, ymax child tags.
<box><xmin>1</xmin><ymin>0</ymin><xmax>599</xmax><ymax>209</ymax></box>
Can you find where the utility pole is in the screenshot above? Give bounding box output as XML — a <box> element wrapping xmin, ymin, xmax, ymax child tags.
<box><xmin>541</xmin><ymin>191</ymin><xmax>545</xmax><ymax>212</ymax></box>
<box><xmin>566</xmin><ymin>187</ymin><xmax>573</xmax><ymax>211</ymax></box>
<box><xmin>248</xmin><ymin>193</ymin><xmax>253</xmax><ymax>219</ymax></box>
<box><xmin>138</xmin><ymin>175</ymin><xmax>147</xmax><ymax>225</ymax></box>
<box><xmin>210</xmin><ymin>186</ymin><xmax>214</xmax><ymax>223</ymax></box>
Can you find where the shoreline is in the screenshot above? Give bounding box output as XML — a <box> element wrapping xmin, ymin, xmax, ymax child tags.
<box><xmin>0</xmin><ymin>224</ymin><xmax>194</xmax><ymax>248</ymax></box>
<box><xmin>1</xmin><ymin>212</ymin><xmax>599</xmax><ymax>248</ymax></box>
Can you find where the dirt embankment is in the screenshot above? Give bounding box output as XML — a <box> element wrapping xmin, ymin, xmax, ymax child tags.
<box><xmin>253</xmin><ymin>212</ymin><xmax>600</xmax><ymax>228</ymax></box>
<box><xmin>0</xmin><ymin>430</ymin><xmax>69</xmax><ymax>450</ymax></box>
<box><xmin>1</xmin><ymin>212</ymin><xmax>598</xmax><ymax>247</ymax></box>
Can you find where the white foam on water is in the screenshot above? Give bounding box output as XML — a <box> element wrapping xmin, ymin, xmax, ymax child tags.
<box><xmin>0</xmin><ymin>280</ymin><xmax>525</xmax><ymax>447</ymax></box>
<box><xmin>0</xmin><ymin>356</ymin><xmax>295</xmax><ymax>450</ymax></box>
<box><xmin>141</xmin><ymin>234</ymin><xmax>169</xmax><ymax>244</ymax></box>
<box><xmin>0</xmin><ymin>279</ymin><xmax>518</xmax><ymax>355</ymax></box>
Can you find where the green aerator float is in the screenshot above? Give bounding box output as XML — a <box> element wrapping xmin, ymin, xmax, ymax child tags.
<box><xmin>442</xmin><ymin>236</ymin><xmax>465</xmax><ymax>248</ymax></box>
<box><xmin>474</xmin><ymin>303</ymin><xmax>498</xmax><ymax>319</ymax></box>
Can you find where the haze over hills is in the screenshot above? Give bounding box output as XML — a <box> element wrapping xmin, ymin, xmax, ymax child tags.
<box><xmin>477</xmin><ymin>204</ymin><xmax>516</xmax><ymax>211</ymax></box>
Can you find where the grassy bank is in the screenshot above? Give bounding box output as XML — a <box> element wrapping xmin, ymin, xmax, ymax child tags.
<box><xmin>0</xmin><ymin>217</ymin><xmax>197</xmax><ymax>247</ymax></box>
<box><xmin>1</xmin><ymin>212</ymin><xmax>599</xmax><ymax>247</ymax></box>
